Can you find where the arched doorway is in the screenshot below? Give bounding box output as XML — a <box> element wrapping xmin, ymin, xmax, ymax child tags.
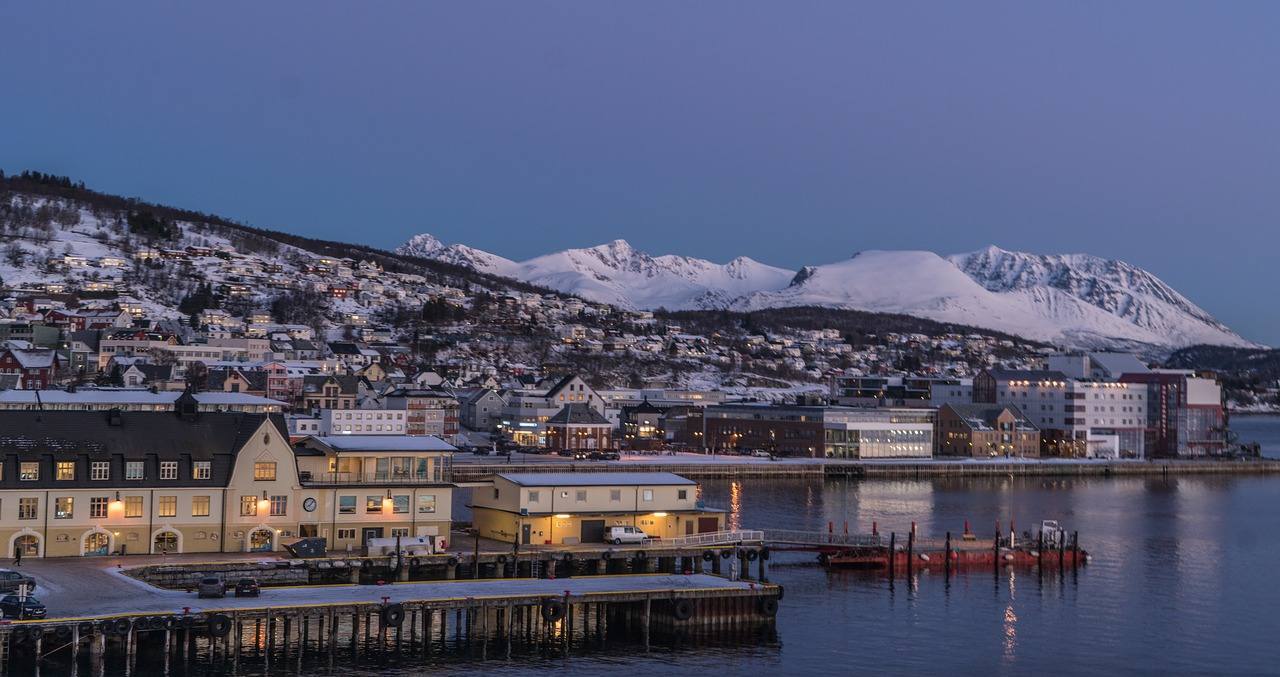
<box><xmin>84</xmin><ymin>531</ymin><xmax>111</xmax><ymax>556</ymax></box>
<box><xmin>153</xmin><ymin>531</ymin><xmax>179</xmax><ymax>554</ymax></box>
<box><xmin>13</xmin><ymin>534</ymin><xmax>40</xmax><ymax>558</ymax></box>
<box><xmin>248</xmin><ymin>529</ymin><xmax>274</xmax><ymax>552</ymax></box>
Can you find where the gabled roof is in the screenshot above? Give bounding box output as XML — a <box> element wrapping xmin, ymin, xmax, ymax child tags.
<box><xmin>547</xmin><ymin>403</ymin><xmax>610</xmax><ymax>426</ymax></box>
<box><xmin>942</xmin><ymin>403</ymin><xmax>1037</xmax><ymax>431</ymax></box>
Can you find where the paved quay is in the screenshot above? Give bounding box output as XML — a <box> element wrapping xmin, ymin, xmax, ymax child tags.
<box><xmin>20</xmin><ymin>556</ymin><xmax>757</xmax><ymax>619</ymax></box>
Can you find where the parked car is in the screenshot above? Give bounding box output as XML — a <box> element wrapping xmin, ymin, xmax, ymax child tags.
<box><xmin>751</xmin><ymin>449</ymin><xmax>773</xmax><ymax>458</ymax></box>
<box><xmin>197</xmin><ymin>577</ymin><xmax>226</xmax><ymax>598</ymax></box>
<box><xmin>234</xmin><ymin>578</ymin><xmax>261</xmax><ymax>597</ymax></box>
<box><xmin>0</xmin><ymin>570</ymin><xmax>36</xmax><ymax>594</ymax></box>
<box><xmin>606</xmin><ymin>526</ymin><xmax>648</xmax><ymax>545</ymax></box>
<box><xmin>556</xmin><ymin>449</ymin><xmax>575</xmax><ymax>458</ymax></box>
<box><xmin>597</xmin><ymin>450</ymin><xmax>621</xmax><ymax>461</ymax></box>
<box><xmin>0</xmin><ymin>595</ymin><xmax>46</xmax><ymax>620</ymax></box>
<box><xmin>471</xmin><ymin>447</ymin><xmax>491</xmax><ymax>456</ymax></box>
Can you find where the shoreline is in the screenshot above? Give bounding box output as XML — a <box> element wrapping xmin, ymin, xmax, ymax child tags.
<box><xmin>450</xmin><ymin>457</ymin><xmax>1280</xmax><ymax>480</ymax></box>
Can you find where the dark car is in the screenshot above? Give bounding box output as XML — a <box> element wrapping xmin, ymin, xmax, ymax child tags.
<box><xmin>0</xmin><ymin>570</ymin><xmax>36</xmax><ymax>594</ymax></box>
<box><xmin>592</xmin><ymin>450</ymin><xmax>621</xmax><ymax>461</ymax></box>
<box><xmin>573</xmin><ymin>450</ymin><xmax>591</xmax><ymax>460</ymax></box>
<box><xmin>0</xmin><ymin>595</ymin><xmax>46</xmax><ymax>620</ymax></box>
<box><xmin>234</xmin><ymin>578</ymin><xmax>261</xmax><ymax>597</ymax></box>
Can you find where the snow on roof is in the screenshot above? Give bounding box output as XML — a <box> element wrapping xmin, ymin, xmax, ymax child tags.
<box><xmin>0</xmin><ymin>389</ymin><xmax>284</xmax><ymax>407</ymax></box>
<box><xmin>306</xmin><ymin>435</ymin><xmax>456</xmax><ymax>452</ymax></box>
<box><xmin>496</xmin><ymin>472</ymin><xmax>696</xmax><ymax>487</ymax></box>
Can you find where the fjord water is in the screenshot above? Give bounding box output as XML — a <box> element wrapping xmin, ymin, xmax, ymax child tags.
<box><xmin>427</xmin><ymin>477</ymin><xmax>1280</xmax><ymax>676</ymax></box>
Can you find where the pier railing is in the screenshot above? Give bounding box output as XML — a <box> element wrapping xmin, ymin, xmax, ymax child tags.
<box><xmin>655</xmin><ymin>530</ymin><xmax>765</xmax><ymax>548</ymax></box>
<box><xmin>762</xmin><ymin>529</ymin><xmax>883</xmax><ymax>548</ymax></box>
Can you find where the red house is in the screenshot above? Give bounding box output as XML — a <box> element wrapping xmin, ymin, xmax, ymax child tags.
<box><xmin>0</xmin><ymin>348</ymin><xmax>63</xmax><ymax>389</ymax></box>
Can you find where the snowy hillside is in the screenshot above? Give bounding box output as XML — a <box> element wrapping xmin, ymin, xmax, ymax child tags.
<box><xmin>397</xmin><ymin>234</ymin><xmax>1254</xmax><ymax>350</ymax></box>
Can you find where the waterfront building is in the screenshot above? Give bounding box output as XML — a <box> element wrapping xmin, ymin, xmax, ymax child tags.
<box><xmin>0</xmin><ymin>405</ymin><xmax>455</xmax><ymax>558</ymax></box>
<box><xmin>974</xmin><ymin>369</ymin><xmax>1147</xmax><ymax>458</ymax></box>
<box><xmin>544</xmin><ymin>404</ymin><xmax>614</xmax><ymax>451</ymax></box>
<box><xmin>829</xmin><ymin>374</ymin><xmax>972</xmax><ymax>409</ymax></box>
<box><xmin>936</xmin><ymin>404</ymin><xmax>1041</xmax><ymax>457</ymax></box>
<box><xmin>1119</xmin><ymin>370</ymin><xmax>1226</xmax><ymax>457</ymax></box>
<box><xmin>0</xmin><ymin>388</ymin><xmax>285</xmax><ymax>413</ymax></box>
<box><xmin>498</xmin><ymin>374</ymin><xmax>604</xmax><ymax>446</ymax></box>
<box><xmin>469</xmin><ymin>472</ymin><xmax>724</xmax><ymax>546</ymax></box>
<box><xmin>694</xmin><ymin>404</ymin><xmax>934</xmax><ymax>458</ymax></box>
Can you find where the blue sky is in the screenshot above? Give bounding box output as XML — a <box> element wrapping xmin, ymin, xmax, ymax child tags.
<box><xmin>2</xmin><ymin>2</ymin><xmax>1278</xmax><ymax>343</ymax></box>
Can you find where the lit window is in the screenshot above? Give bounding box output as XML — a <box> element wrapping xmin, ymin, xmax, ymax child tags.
<box><xmin>19</xmin><ymin>462</ymin><xmax>39</xmax><ymax>481</ymax></box>
<box><xmin>192</xmin><ymin>496</ymin><xmax>210</xmax><ymax>517</ymax></box>
<box><xmin>193</xmin><ymin>461</ymin><xmax>211</xmax><ymax>480</ymax></box>
<box><xmin>55</xmin><ymin>497</ymin><xmax>74</xmax><ymax>519</ymax></box>
<box><xmin>254</xmin><ymin>462</ymin><xmax>277</xmax><ymax>481</ymax></box>
<box><xmin>124</xmin><ymin>496</ymin><xmax>144</xmax><ymax>518</ymax></box>
<box><xmin>240</xmin><ymin>496</ymin><xmax>258</xmax><ymax>516</ymax></box>
<box><xmin>56</xmin><ymin>462</ymin><xmax>75</xmax><ymax>481</ymax></box>
<box><xmin>158</xmin><ymin>496</ymin><xmax>177</xmax><ymax>518</ymax></box>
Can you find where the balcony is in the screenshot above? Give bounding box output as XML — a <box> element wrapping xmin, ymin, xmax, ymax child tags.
<box><xmin>299</xmin><ymin>469</ymin><xmax>451</xmax><ymax>486</ymax></box>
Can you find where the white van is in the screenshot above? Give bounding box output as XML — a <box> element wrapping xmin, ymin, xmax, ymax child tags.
<box><xmin>605</xmin><ymin>526</ymin><xmax>648</xmax><ymax>545</ymax></box>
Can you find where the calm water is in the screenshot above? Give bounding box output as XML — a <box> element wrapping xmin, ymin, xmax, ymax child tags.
<box><xmin>1229</xmin><ymin>414</ymin><xmax>1280</xmax><ymax>458</ymax></box>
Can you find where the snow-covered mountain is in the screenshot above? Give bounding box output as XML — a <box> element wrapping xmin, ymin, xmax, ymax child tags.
<box><xmin>396</xmin><ymin>235</ymin><xmax>1254</xmax><ymax>350</ymax></box>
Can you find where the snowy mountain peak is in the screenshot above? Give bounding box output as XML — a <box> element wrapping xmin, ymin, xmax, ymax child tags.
<box><xmin>395</xmin><ymin>231</ymin><xmax>1253</xmax><ymax>350</ymax></box>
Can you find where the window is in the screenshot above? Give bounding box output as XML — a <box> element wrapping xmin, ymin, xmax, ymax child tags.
<box><xmin>125</xmin><ymin>461</ymin><xmax>144</xmax><ymax>480</ymax></box>
<box><xmin>417</xmin><ymin>494</ymin><xmax>436</xmax><ymax>514</ymax></box>
<box><xmin>55</xmin><ymin>497</ymin><xmax>74</xmax><ymax>519</ymax></box>
<box><xmin>90</xmin><ymin>497</ymin><xmax>108</xmax><ymax>519</ymax></box>
<box><xmin>193</xmin><ymin>461</ymin><xmax>211</xmax><ymax>480</ymax></box>
<box><xmin>610</xmin><ymin>489</ymin><xmax>622</xmax><ymax>502</ymax></box>
<box><xmin>56</xmin><ymin>461</ymin><xmax>75</xmax><ymax>481</ymax></box>
<box><xmin>337</xmin><ymin>528</ymin><xmax>356</xmax><ymax>540</ymax></box>
<box><xmin>158</xmin><ymin>496</ymin><xmax>177</xmax><ymax>518</ymax></box>
<box><xmin>366</xmin><ymin>496</ymin><xmax>383</xmax><ymax>513</ymax></box>
<box><xmin>528</xmin><ymin>490</ymin><xmax>540</xmax><ymax>503</ymax></box>
<box><xmin>18</xmin><ymin>497</ymin><xmax>38</xmax><ymax>520</ymax></box>
<box><xmin>19</xmin><ymin>462</ymin><xmax>39</xmax><ymax>481</ymax></box>
<box><xmin>575</xmin><ymin>490</ymin><xmax>587</xmax><ymax>502</ymax></box>
<box><xmin>124</xmin><ymin>496</ymin><xmax>143</xmax><ymax>518</ymax></box>
<box><xmin>269</xmin><ymin>495</ymin><xmax>287</xmax><ymax>516</ymax></box>
<box><xmin>240</xmin><ymin>496</ymin><xmax>258</xmax><ymax>516</ymax></box>
<box><xmin>159</xmin><ymin>461</ymin><xmax>178</xmax><ymax>480</ymax></box>
<box><xmin>642</xmin><ymin>489</ymin><xmax>654</xmax><ymax>502</ymax></box>
<box><xmin>254</xmin><ymin>462</ymin><xmax>277</xmax><ymax>481</ymax></box>
<box><xmin>392</xmin><ymin>495</ymin><xmax>409</xmax><ymax>514</ymax></box>
<box><xmin>192</xmin><ymin>496</ymin><xmax>210</xmax><ymax>517</ymax></box>
<box><xmin>339</xmin><ymin>495</ymin><xmax>357</xmax><ymax>514</ymax></box>
<box><xmin>390</xmin><ymin>528</ymin><xmax>410</xmax><ymax>537</ymax></box>
<box><xmin>91</xmin><ymin>461</ymin><xmax>110</xmax><ymax>480</ymax></box>
<box><xmin>678</xmin><ymin>490</ymin><xmax>688</xmax><ymax>500</ymax></box>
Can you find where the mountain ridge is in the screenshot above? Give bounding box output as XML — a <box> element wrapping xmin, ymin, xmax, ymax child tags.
<box><xmin>397</xmin><ymin>234</ymin><xmax>1255</xmax><ymax>351</ymax></box>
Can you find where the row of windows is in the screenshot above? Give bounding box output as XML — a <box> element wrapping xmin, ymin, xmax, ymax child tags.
<box><xmin>523</xmin><ymin>488</ymin><xmax>679</xmax><ymax>503</ymax></box>
<box><xmin>10</xmin><ymin>460</ymin><xmax>212</xmax><ymax>482</ymax></box>
<box><xmin>335</xmin><ymin>494</ymin><xmax>437</xmax><ymax>514</ymax></box>
<box><xmin>9</xmin><ymin>495</ymin><xmax>212</xmax><ymax>519</ymax></box>
<box><xmin>334</xmin><ymin>527</ymin><xmax>411</xmax><ymax>540</ymax></box>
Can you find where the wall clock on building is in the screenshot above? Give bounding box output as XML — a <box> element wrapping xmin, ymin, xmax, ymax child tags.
<box><xmin>303</xmin><ymin>497</ymin><xmax>317</xmax><ymax>512</ymax></box>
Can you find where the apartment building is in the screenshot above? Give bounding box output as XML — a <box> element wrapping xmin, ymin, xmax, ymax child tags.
<box><xmin>937</xmin><ymin>404</ymin><xmax>1041</xmax><ymax>458</ymax></box>
<box><xmin>384</xmin><ymin>387</ymin><xmax>460</xmax><ymax>442</ymax></box>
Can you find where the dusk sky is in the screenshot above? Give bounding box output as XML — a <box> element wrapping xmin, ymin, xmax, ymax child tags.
<box><xmin>3</xmin><ymin>3</ymin><xmax>1278</xmax><ymax>342</ymax></box>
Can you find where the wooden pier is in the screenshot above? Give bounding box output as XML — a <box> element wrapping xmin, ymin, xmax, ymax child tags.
<box><xmin>0</xmin><ymin>575</ymin><xmax>780</xmax><ymax>673</ymax></box>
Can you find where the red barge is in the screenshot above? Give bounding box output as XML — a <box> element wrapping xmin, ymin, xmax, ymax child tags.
<box><xmin>816</xmin><ymin>520</ymin><xmax>1089</xmax><ymax>572</ymax></box>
